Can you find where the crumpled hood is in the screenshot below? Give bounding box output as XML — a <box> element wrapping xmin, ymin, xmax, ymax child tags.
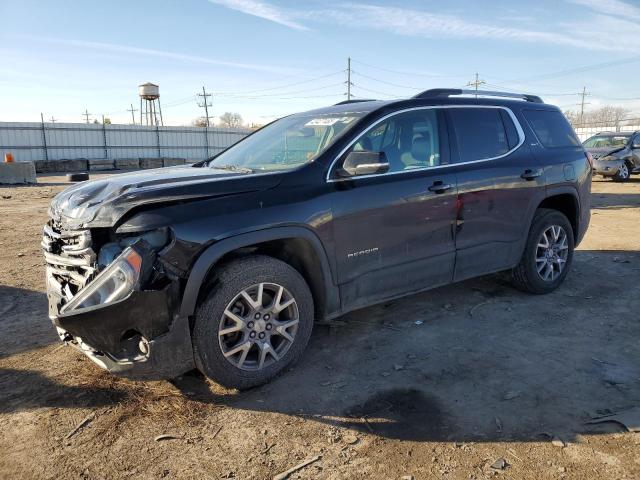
<box><xmin>585</xmin><ymin>146</ymin><xmax>625</xmax><ymax>159</ymax></box>
<box><xmin>49</xmin><ymin>165</ymin><xmax>283</xmax><ymax>228</ymax></box>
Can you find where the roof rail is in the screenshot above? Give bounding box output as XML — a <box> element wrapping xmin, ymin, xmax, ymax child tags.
<box><xmin>334</xmin><ymin>99</ymin><xmax>376</xmax><ymax>105</ymax></box>
<box><xmin>413</xmin><ymin>88</ymin><xmax>544</xmax><ymax>104</ymax></box>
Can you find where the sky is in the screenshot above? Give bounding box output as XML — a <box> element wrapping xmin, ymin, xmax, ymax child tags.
<box><xmin>1</xmin><ymin>0</ymin><xmax>640</xmax><ymax>126</ymax></box>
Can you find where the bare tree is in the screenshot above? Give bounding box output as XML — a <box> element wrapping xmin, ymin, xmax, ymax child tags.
<box><xmin>219</xmin><ymin>112</ymin><xmax>243</xmax><ymax>129</ymax></box>
<box><xmin>564</xmin><ymin>105</ymin><xmax>631</xmax><ymax>128</ymax></box>
<box><xmin>192</xmin><ymin>117</ymin><xmax>208</xmax><ymax>128</ymax></box>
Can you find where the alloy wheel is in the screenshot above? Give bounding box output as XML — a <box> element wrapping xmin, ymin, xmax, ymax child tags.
<box><xmin>218</xmin><ymin>282</ymin><xmax>299</xmax><ymax>371</ymax></box>
<box><xmin>619</xmin><ymin>163</ymin><xmax>629</xmax><ymax>179</ymax></box>
<box><xmin>535</xmin><ymin>225</ymin><xmax>569</xmax><ymax>282</ymax></box>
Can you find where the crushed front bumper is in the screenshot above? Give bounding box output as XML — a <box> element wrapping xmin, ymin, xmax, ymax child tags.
<box><xmin>49</xmin><ymin>281</ymin><xmax>195</xmax><ymax>380</ymax></box>
<box><xmin>592</xmin><ymin>158</ymin><xmax>623</xmax><ymax>177</ymax></box>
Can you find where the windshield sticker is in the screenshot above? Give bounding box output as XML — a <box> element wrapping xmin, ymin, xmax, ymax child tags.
<box><xmin>305</xmin><ymin>117</ymin><xmax>355</xmax><ymax>127</ymax></box>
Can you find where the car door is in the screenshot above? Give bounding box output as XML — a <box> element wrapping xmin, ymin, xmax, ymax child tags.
<box><xmin>445</xmin><ymin>106</ymin><xmax>546</xmax><ymax>282</ymax></box>
<box><xmin>329</xmin><ymin>108</ymin><xmax>458</xmax><ymax>311</ymax></box>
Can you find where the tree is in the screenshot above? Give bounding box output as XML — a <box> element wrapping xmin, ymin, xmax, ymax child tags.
<box><xmin>219</xmin><ymin>112</ymin><xmax>243</xmax><ymax>129</ymax></box>
<box><xmin>564</xmin><ymin>105</ymin><xmax>631</xmax><ymax>128</ymax></box>
<box><xmin>103</xmin><ymin>117</ymin><xmax>112</xmax><ymax>125</ymax></box>
<box><xmin>192</xmin><ymin>117</ymin><xmax>208</xmax><ymax>128</ymax></box>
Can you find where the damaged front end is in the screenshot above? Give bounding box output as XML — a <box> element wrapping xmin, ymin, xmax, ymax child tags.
<box><xmin>43</xmin><ymin>220</ymin><xmax>194</xmax><ymax>379</ymax></box>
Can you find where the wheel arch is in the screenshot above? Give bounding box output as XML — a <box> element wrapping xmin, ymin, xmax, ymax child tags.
<box><xmin>536</xmin><ymin>190</ymin><xmax>580</xmax><ymax>239</ymax></box>
<box><xmin>179</xmin><ymin>227</ymin><xmax>338</xmax><ymax>321</ymax></box>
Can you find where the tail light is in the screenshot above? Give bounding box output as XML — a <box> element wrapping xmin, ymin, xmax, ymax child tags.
<box><xmin>585</xmin><ymin>151</ymin><xmax>594</xmax><ymax>169</ymax></box>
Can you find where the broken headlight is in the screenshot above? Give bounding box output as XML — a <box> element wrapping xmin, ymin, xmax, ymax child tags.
<box><xmin>60</xmin><ymin>247</ymin><xmax>142</xmax><ymax>314</ymax></box>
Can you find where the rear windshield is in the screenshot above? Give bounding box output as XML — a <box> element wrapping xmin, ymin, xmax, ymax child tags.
<box><xmin>523</xmin><ymin>110</ymin><xmax>581</xmax><ymax>148</ymax></box>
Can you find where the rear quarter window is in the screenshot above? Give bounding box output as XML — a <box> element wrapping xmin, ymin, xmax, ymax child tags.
<box><xmin>448</xmin><ymin>108</ymin><xmax>510</xmax><ymax>162</ymax></box>
<box><xmin>523</xmin><ymin>110</ymin><xmax>581</xmax><ymax>148</ymax></box>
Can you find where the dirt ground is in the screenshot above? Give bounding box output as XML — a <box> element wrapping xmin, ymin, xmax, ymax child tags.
<box><xmin>1</xmin><ymin>173</ymin><xmax>639</xmax><ymax>480</ymax></box>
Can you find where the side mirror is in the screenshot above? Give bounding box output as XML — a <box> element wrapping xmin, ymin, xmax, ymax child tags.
<box><xmin>337</xmin><ymin>151</ymin><xmax>389</xmax><ymax>177</ymax></box>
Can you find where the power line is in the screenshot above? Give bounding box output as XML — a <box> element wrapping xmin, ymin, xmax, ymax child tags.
<box><xmin>346</xmin><ymin>57</ymin><xmax>353</xmax><ymax>101</ymax></box>
<box><xmin>351</xmin><ymin>59</ymin><xmax>467</xmax><ymax>79</ymax></box>
<box><xmin>467</xmin><ymin>73</ymin><xmax>486</xmax><ymax>99</ymax></box>
<box><xmin>126</xmin><ymin>104</ymin><xmax>138</xmax><ymax>124</ymax></box>
<box><xmin>352</xmin><ymin>70</ymin><xmax>422</xmax><ymax>90</ymax></box>
<box><xmin>579</xmin><ymin>86</ymin><xmax>591</xmax><ymax>124</ymax></box>
<box><xmin>215</xmin><ymin>70</ymin><xmax>344</xmax><ymax>96</ymax></box>
<box><xmin>196</xmin><ymin>86</ymin><xmax>213</xmax><ymax>127</ymax></box>
<box><xmin>505</xmin><ymin>55</ymin><xmax>640</xmax><ymax>85</ymax></box>
<box><xmin>216</xmin><ymin>82</ymin><xmax>345</xmax><ymax>98</ymax></box>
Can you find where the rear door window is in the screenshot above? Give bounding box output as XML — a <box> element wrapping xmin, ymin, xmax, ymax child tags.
<box><xmin>448</xmin><ymin>108</ymin><xmax>510</xmax><ymax>162</ymax></box>
<box><xmin>523</xmin><ymin>110</ymin><xmax>581</xmax><ymax>148</ymax></box>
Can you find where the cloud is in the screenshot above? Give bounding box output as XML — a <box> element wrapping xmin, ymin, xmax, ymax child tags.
<box><xmin>36</xmin><ymin>38</ymin><xmax>298</xmax><ymax>74</ymax></box>
<box><xmin>207</xmin><ymin>0</ymin><xmax>308</xmax><ymax>30</ymax></box>
<box><xmin>308</xmin><ymin>3</ymin><xmax>634</xmax><ymax>51</ymax></box>
<box><xmin>567</xmin><ymin>0</ymin><xmax>640</xmax><ymax>20</ymax></box>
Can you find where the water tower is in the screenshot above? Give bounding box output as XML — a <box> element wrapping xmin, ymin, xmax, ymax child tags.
<box><xmin>138</xmin><ymin>82</ymin><xmax>163</xmax><ymax>126</ymax></box>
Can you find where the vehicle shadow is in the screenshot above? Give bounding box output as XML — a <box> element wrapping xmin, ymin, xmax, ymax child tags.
<box><xmin>1</xmin><ymin>251</ymin><xmax>638</xmax><ymax>443</ymax></box>
<box><xmin>0</xmin><ymin>367</ymin><xmax>126</xmax><ymax>414</ymax></box>
<box><xmin>0</xmin><ymin>285</ymin><xmax>56</xmax><ymax>359</ymax></box>
<box><xmin>171</xmin><ymin>248</ymin><xmax>640</xmax><ymax>443</ymax></box>
<box><xmin>591</xmin><ymin>192</ymin><xmax>640</xmax><ymax>210</ymax></box>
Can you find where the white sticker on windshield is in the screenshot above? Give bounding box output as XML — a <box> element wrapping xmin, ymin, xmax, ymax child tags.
<box><xmin>305</xmin><ymin>117</ymin><xmax>355</xmax><ymax>127</ymax></box>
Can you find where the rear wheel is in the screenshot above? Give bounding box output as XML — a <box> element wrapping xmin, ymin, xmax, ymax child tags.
<box><xmin>511</xmin><ymin>209</ymin><xmax>574</xmax><ymax>294</ymax></box>
<box><xmin>612</xmin><ymin>162</ymin><xmax>631</xmax><ymax>182</ymax></box>
<box><xmin>192</xmin><ymin>255</ymin><xmax>314</xmax><ymax>389</ymax></box>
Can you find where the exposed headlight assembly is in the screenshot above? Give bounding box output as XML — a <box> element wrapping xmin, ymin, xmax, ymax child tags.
<box><xmin>61</xmin><ymin>247</ymin><xmax>142</xmax><ymax>314</ymax></box>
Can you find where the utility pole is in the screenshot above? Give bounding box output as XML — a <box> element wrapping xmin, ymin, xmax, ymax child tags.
<box><xmin>49</xmin><ymin>116</ymin><xmax>57</xmax><ymax>123</ymax></box>
<box><xmin>579</xmin><ymin>86</ymin><xmax>591</xmax><ymax>125</ymax></box>
<box><xmin>347</xmin><ymin>57</ymin><xmax>351</xmax><ymax>101</ymax></box>
<box><xmin>127</xmin><ymin>104</ymin><xmax>138</xmax><ymax>125</ymax></box>
<box><xmin>467</xmin><ymin>73</ymin><xmax>486</xmax><ymax>98</ymax></box>
<box><xmin>196</xmin><ymin>86</ymin><xmax>213</xmax><ymax>127</ymax></box>
<box><xmin>82</xmin><ymin>109</ymin><xmax>92</xmax><ymax>124</ymax></box>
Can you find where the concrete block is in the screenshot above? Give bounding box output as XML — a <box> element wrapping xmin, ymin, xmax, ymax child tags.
<box><xmin>0</xmin><ymin>161</ymin><xmax>37</xmax><ymax>184</ymax></box>
<box><xmin>140</xmin><ymin>158</ymin><xmax>164</xmax><ymax>169</ymax></box>
<box><xmin>115</xmin><ymin>158</ymin><xmax>140</xmax><ymax>169</ymax></box>
<box><xmin>89</xmin><ymin>158</ymin><xmax>115</xmax><ymax>171</ymax></box>
<box><xmin>163</xmin><ymin>157</ymin><xmax>186</xmax><ymax>167</ymax></box>
<box><xmin>35</xmin><ymin>159</ymin><xmax>88</xmax><ymax>173</ymax></box>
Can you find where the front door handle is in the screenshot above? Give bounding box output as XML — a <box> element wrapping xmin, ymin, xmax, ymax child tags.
<box><xmin>428</xmin><ymin>181</ymin><xmax>453</xmax><ymax>194</ymax></box>
<box><xmin>521</xmin><ymin>169</ymin><xmax>543</xmax><ymax>181</ymax></box>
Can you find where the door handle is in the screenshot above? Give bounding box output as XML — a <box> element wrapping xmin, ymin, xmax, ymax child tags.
<box><xmin>521</xmin><ymin>169</ymin><xmax>543</xmax><ymax>181</ymax></box>
<box><xmin>428</xmin><ymin>181</ymin><xmax>453</xmax><ymax>194</ymax></box>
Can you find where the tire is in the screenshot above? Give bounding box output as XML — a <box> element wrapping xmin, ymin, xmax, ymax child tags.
<box><xmin>511</xmin><ymin>208</ymin><xmax>575</xmax><ymax>294</ymax></box>
<box><xmin>67</xmin><ymin>172</ymin><xmax>89</xmax><ymax>182</ymax></box>
<box><xmin>192</xmin><ymin>255</ymin><xmax>314</xmax><ymax>389</ymax></box>
<box><xmin>612</xmin><ymin>162</ymin><xmax>631</xmax><ymax>182</ymax></box>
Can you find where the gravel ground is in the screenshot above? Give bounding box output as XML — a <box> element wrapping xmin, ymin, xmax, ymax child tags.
<box><xmin>0</xmin><ymin>173</ymin><xmax>639</xmax><ymax>480</ymax></box>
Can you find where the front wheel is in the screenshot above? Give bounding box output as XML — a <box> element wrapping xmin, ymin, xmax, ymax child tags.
<box><xmin>511</xmin><ymin>209</ymin><xmax>575</xmax><ymax>294</ymax></box>
<box><xmin>612</xmin><ymin>162</ymin><xmax>631</xmax><ymax>182</ymax></box>
<box><xmin>192</xmin><ymin>255</ymin><xmax>314</xmax><ymax>389</ymax></box>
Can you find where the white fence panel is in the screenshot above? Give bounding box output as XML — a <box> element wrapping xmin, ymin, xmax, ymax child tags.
<box><xmin>0</xmin><ymin>121</ymin><xmax>252</xmax><ymax>162</ymax></box>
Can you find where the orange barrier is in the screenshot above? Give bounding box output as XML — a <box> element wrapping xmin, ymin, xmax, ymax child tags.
<box><xmin>4</xmin><ymin>153</ymin><xmax>14</xmax><ymax>163</ymax></box>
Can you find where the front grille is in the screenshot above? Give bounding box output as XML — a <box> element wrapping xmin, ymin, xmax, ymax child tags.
<box><xmin>42</xmin><ymin>220</ymin><xmax>97</xmax><ymax>303</ymax></box>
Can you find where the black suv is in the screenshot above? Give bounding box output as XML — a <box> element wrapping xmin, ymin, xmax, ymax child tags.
<box><xmin>583</xmin><ymin>131</ymin><xmax>640</xmax><ymax>182</ymax></box>
<box><xmin>43</xmin><ymin>89</ymin><xmax>591</xmax><ymax>389</ymax></box>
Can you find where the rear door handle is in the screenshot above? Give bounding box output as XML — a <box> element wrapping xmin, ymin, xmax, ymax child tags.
<box><xmin>521</xmin><ymin>169</ymin><xmax>543</xmax><ymax>181</ymax></box>
<box><xmin>428</xmin><ymin>181</ymin><xmax>453</xmax><ymax>194</ymax></box>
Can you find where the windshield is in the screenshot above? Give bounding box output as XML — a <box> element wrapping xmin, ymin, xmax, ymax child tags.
<box><xmin>209</xmin><ymin>112</ymin><xmax>366</xmax><ymax>171</ymax></box>
<box><xmin>583</xmin><ymin>134</ymin><xmax>630</xmax><ymax>149</ymax></box>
